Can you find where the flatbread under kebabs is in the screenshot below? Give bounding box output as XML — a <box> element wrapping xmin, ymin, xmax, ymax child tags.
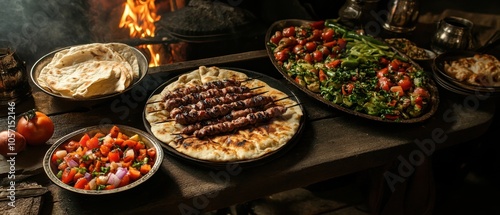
<box><xmin>145</xmin><ymin>66</ymin><xmax>303</xmax><ymax>162</ymax></box>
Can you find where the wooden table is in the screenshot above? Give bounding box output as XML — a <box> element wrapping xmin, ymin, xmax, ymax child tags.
<box><xmin>0</xmin><ymin>49</ymin><xmax>496</xmax><ymax>214</ymax></box>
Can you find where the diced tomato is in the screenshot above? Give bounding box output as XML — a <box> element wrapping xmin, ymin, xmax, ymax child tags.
<box><xmin>378</xmin><ymin>77</ymin><xmax>392</xmax><ymax>91</ymax></box>
<box><xmin>93</xmin><ymin>132</ymin><xmax>105</xmax><ymax>139</ymax></box>
<box><xmin>388</xmin><ymin>99</ymin><xmax>397</xmax><ymax>107</ymax></box>
<box><xmin>413</xmin><ymin>87</ymin><xmax>430</xmax><ymax>98</ymax></box>
<box><xmin>342</xmin><ymin>83</ymin><xmax>354</xmax><ymax>95</ymax></box>
<box><xmin>74</xmin><ymin>178</ymin><xmax>88</xmax><ymax>189</ymax></box>
<box><xmin>105</xmin><ymin>185</ymin><xmax>115</xmax><ymax>190</ymax></box>
<box><xmin>377</xmin><ymin>68</ymin><xmax>389</xmax><ymax>78</ymax></box>
<box><xmin>390</xmin><ymin>59</ymin><xmax>401</xmax><ymax>71</ymax></box>
<box><xmin>397</xmin><ymin>75</ymin><xmax>412</xmax><ymax>91</ymax></box>
<box><xmin>79</xmin><ymin>134</ymin><xmax>90</xmax><ymax>148</ymax></box>
<box><xmin>385</xmin><ymin>114</ymin><xmax>400</xmax><ymax>120</ymax></box>
<box><xmin>134</xmin><ymin>141</ymin><xmax>146</xmax><ymax>151</ymax></box>
<box><xmin>118</xmin><ymin>175</ymin><xmax>130</xmax><ymax>187</ymax></box>
<box><xmin>305</xmin><ymin>42</ymin><xmax>317</xmax><ymax>52</ymax></box>
<box><xmin>100</xmin><ymin>145</ymin><xmax>111</xmax><ymax>156</ymax></box>
<box><xmin>61</xmin><ymin>167</ymin><xmax>77</xmax><ymax>184</ymax></box>
<box><xmin>319</xmin><ymin>69</ymin><xmax>328</xmax><ymax>82</ymax></box>
<box><xmin>86</xmin><ymin>136</ymin><xmax>100</xmax><ymax>150</ymax></box>
<box><xmin>140</xmin><ymin>164</ymin><xmax>152</xmax><ymax>175</ymax></box>
<box><xmin>304</xmin><ymin>53</ymin><xmax>313</xmax><ymax>64</ymax></box>
<box><xmin>108</xmin><ymin>149</ymin><xmax>121</xmax><ymax>163</ymax></box>
<box><xmin>379</xmin><ymin>57</ymin><xmax>390</xmax><ymax>66</ymax></box>
<box><xmin>109</xmin><ymin>126</ymin><xmax>120</xmax><ymax>138</ymax></box>
<box><xmin>308</xmin><ymin>29</ymin><xmax>322</xmax><ymax>41</ymax></box>
<box><xmin>73</xmin><ymin>172</ymin><xmax>84</xmax><ymax>183</ymax></box>
<box><xmin>128</xmin><ymin>168</ymin><xmax>141</xmax><ymax>181</ymax></box>
<box><xmin>123</xmin><ymin>139</ymin><xmax>137</xmax><ymax>148</ymax></box>
<box><xmin>390</xmin><ymin>86</ymin><xmax>404</xmax><ymax>97</ymax></box>
<box><xmin>117</xmin><ymin>132</ymin><xmax>129</xmax><ymax>140</ymax></box>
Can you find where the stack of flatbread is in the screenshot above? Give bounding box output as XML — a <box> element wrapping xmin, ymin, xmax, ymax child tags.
<box><xmin>37</xmin><ymin>43</ymin><xmax>140</xmax><ymax>99</ymax></box>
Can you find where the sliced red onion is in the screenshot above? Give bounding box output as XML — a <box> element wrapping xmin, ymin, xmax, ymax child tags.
<box><xmin>115</xmin><ymin>167</ymin><xmax>128</xmax><ymax>179</ymax></box>
<box><xmin>84</xmin><ymin>172</ymin><xmax>92</xmax><ymax>181</ymax></box>
<box><xmin>107</xmin><ymin>173</ymin><xmax>120</xmax><ymax>187</ymax></box>
<box><xmin>67</xmin><ymin>159</ymin><xmax>78</xmax><ymax>168</ymax></box>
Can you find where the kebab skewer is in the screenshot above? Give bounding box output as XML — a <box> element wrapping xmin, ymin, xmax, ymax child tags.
<box><xmin>193</xmin><ymin>105</ymin><xmax>289</xmax><ymax>138</ymax></box>
<box><xmin>164</xmin><ymin>86</ymin><xmax>264</xmax><ymax>111</ymax></box>
<box><xmin>161</xmin><ymin>79</ymin><xmax>242</xmax><ymax>101</ymax></box>
<box><xmin>174</xmin><ymin>95</ymin><xmax>277</xmax><ymax>125</ymax></box>
<box><xmin>179</xmin><ymin>107</ymin><xmax>262</xmax><ymax>135</ymax></box>
<box><xmin>169</xmin><ymin>92</ymin><xmax>266</xmax><ymax>118</ymax></box>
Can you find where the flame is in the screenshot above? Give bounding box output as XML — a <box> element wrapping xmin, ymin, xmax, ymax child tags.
<box><xmin>119</xmin><ymin>0</ymin><xmax>161</xmax><ymax>67</ymax></box>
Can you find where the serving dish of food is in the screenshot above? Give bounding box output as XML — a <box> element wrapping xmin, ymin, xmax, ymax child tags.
<box><xmin>266</xmin><ymin>19</ymin><xmax>439</xmax><ymax>123</ymax></box>
<box><xmin>43</xmin><ymin>124</ymin><xmax>163</xmax><ymax>195</ymax></box>
<box><xmin>143</xmin><ymin>66</ymin><xmax>304</xmax><ymax>168</ymax></box>
<box><xmin>385</xmin><ymin>38</ymin><xmax>436</xmax><ymax>62</ymax></box>
<box><xmin>433</xmin><ymin>51</ymin><xmax>500</xmax><ymax>92</ymax></box>
<box><xmin>31</xmin><ymin>43</ymin><xmax>148</xmax><ymax>101</ymax></box>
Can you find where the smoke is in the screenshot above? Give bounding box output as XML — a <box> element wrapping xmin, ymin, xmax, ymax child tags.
<box><xmin>0</xmin><ymin>0</ymin><xmax>92</xmax><ymax>68</ymax></box>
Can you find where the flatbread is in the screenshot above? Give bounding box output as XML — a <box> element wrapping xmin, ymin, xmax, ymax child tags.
<box><xmin>37</xmin><ymin>43</ymin><xmax>139</xmax><ymax>98</ymax></box>
<box><xmin>145</xmin><ymin>66</ymin><xmax>303</xmax><ymax>162</ymax></box>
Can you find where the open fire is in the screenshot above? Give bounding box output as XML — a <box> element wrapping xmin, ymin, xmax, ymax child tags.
<box><xmin>119</xmin><ymin>0</ymin><xmax>186</xmax><ymax>67</ymax></box>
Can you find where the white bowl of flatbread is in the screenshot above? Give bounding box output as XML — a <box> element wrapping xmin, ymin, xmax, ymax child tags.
<box><xmin>31</xmin><ymin>43</ymin><xmax>147</xmax><ymax>100</ymax></box>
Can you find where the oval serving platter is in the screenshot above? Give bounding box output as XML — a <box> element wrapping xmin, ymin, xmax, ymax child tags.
<box><xmin>142</xmin><ymin>67</ymin><xmax>305</xmax><ymax>169</ymax></box>
<box><xmin>265</xmin><ymin>19</ymin><xmax>439</xmax><ymax>123</ymax></box>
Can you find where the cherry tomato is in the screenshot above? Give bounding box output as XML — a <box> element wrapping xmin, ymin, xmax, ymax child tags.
<box><xmin>16</xmin><ymin>110</ymin><xmax>54</xmax><ymax>146</ymax></box>
<box><xmin>305</xmin><ymin>42</ymin><xmax>317</xmax><ymax>52</ymax></box>
<box><xmin>397</xmin><ymin>75</ymin><xmax>412</xmax><ymax>91</ymax></box>
<box><xmin>282</xmin><ymin>26</ymin><xmax>295</xmax><ymax>37</ymax></box>
<box><xmin>379</xmin><ymin>57</ymin><xmax>390</xmax><ymax>66</ymax></box>
<box><xmin>313</xmin><ymin>50</ymin><xmax>323</xmax><ymax>62</ymax></box>
<box><xmin>293</xmin><ymin>44</ymin><xmax>304</xmax><ymax>54</ymax></box>
<box><xmin>304</xmin><ymin>53</ymin><xmax>313</xmax><ymax>64</ymax></box>
<box><xmin>319</xmin><ymin>46</ymin><xmax>331</xmax><ymax>56</ymax></box>
<box><xmin>322</xmin><ymin>28</ymin><xmax>335</xmax><ymax>42</ymax></box>
<box><xmin>274</xmin><ymin>48</ymin><xmax>290</xmax><ymax>62</ymax></box>
<box><xmin>0</xmin><ymin>130</ymin><xmax>26</xmax><ymax>156</ymax></box>
<box><xmin>308</xmin><ymin>29</ymin><xmax>322</xmax><ymax>41</ymax></box>
<box><xmin>270</xmin><ymin>31</ymin><xmax>282</xmax><ymax>44</ymax></box>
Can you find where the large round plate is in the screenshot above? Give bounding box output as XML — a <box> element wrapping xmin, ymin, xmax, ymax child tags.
<box><xmin>432</xmin><ymin>50</ymin><xmax>500</xmax><ymax>96</ymax></box>
<box><xmin>265</xmin><ymin>19</ymin><xmax>439</xmax><ymax>123</ymax></box>
<box><xmin>30</xmin><ymin>43</ymin><xmax>148</xmax><ymax>101</ymax></box>
<box><xmin>142</xmin><ymin>67</ymin><xmax>305</xmax><ymax>169</ymax></box>
<box><xmin>43</xmin><ymin>124</ymin><xmax>164</xmax><ymax>195</ymax></box>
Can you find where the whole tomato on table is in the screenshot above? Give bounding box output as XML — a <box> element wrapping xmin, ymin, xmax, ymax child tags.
<box><xmin>16</xmin><ymin>110</ymin><xmax>55</xmax><ymax>146</ymax></box>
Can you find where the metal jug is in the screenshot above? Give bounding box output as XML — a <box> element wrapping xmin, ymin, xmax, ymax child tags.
<box><xmin>382</xmin><ymin>0</ymin><xmax>420</xmax><ymax>33</ymax></box>
<box><xmin>430</xmin><ymin>16</ymin><xmax>474</xmax><ymax>54</ymax></box>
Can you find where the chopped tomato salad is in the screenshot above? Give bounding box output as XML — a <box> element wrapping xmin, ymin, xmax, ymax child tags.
<box><xmin>268</xmin><ymin>20</ymin><xmax>434</xmax><ymax>120</ymax></box>
<box><xmin>51</xmin><ymin>126</ymin><xmax>157</xmax><ymax>190</ymax></box>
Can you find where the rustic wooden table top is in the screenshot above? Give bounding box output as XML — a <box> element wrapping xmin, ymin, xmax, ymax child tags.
<box><xmin>0</xmin><ymin>49</ymin><xmax>496</xmax><ymax>214</ymax></box>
